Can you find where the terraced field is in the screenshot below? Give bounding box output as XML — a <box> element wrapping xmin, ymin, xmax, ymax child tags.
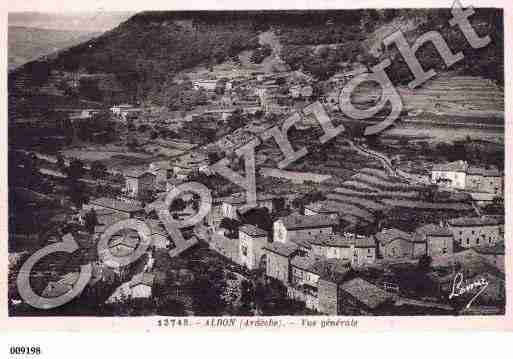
<box><xmin>318</xmin><ymin>167</ymin><xmax>475</xmax><ymax>230</ymax></box>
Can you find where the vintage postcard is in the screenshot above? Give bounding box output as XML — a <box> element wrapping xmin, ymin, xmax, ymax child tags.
<box><xmin>1</xmin><ymin>0</ymin><xmax>512</xmax><ymax>336</ymax></box>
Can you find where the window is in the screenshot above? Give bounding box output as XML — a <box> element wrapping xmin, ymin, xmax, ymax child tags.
<box><xmin>471</xmin><ymin>230</ymin><xmax>475</xmax><ymax>235</ymax></box>
<box><xmin>368</xmin><ymin>248</ymin><xmax>371</xmax><ymax>253</ymax></box>
<box><xmin>466</xmin><ymin>238</ymin><xmax>470</xmax><ymax>245</ymax></box>
<box><xmin>241</xmin><ymin>246</ymin><xmax>248</xmax><ymax>256</ymax></box>
<box><xmin>443</xmin><ymin>248</ymin><xmax>448</xmax><ymax>254</ymax></box>
<box><xmin>476</xmin><ymin>238</ymin><xmax>480</xmax><ymax>245</ymax></box>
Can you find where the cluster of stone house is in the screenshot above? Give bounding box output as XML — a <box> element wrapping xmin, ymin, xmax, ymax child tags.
<box><xmin>206</xmin><ymin>207</ymin><xmax>504</xmax><ymax>314</ymax></box>
<box><xmin>431</xmin><ymin>160</ymin><xmax>503</xmax><ymax>196</ymax></box>
<box><xmin>374</xmin><ymin>216</ymin><xmax>503</xmax><ymax>260</ymax></box>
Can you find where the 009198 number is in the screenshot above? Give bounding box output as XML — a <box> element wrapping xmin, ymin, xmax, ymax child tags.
<box><xmin>9</xmin><ymin>346</ymin><xmax>41</xmax><ymax>355</ymax></box>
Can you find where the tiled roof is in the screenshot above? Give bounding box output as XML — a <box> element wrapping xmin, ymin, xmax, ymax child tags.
<box><xmin>375</xmin><ymin>228</ymin><xmax>413</xmax><ymax>245</ymax></box>
<box><xmin>341</xmin><ymin>277</ymin><xmax>393</xmax><ymax>309</ymax></box>
<box><xmin>278</xmin><ymin>213</ymin><xmax>338</xmax><ymax>230</ymax></box>
<box><xmin>315</xmin><ymin>258</ymin><xmax>352</xmax><ymax>283</ymax></box>
<box><xmin>303</xmin><ymin>201</ymin><xmax>339</xmax><ymax>214</ymax></box>
<box><xmin>467</xmin><ymin>165</ymin><xmax>501</xmax><ymax>177</ymax></box>
<box><xmin>291</xmin><ymin>255</ymin><xmax>320</xmax><ymax>272</ymax></box>
<box><xmin>90</xmin><ymin>197</ymin><xmax>143</xmax><ymax>213</ymax></box>
<box><xmin>263</xmin><ymin>241</ymin><xmax>298</xmax><ymax>257</ymax></box>
<box><xmin>415</xmin><ymin>224</ymin><xmax>453</xmax><ymax>238</ymax></box>
<box><xmin>432</xmin><ymin>160</ymin><xmax>468</xmax><ymax>172</ymax></box>
<box><xmin>307</xmin><ymin>233</ymin><xmax>375</xmax><ymax>248</ymax></box>
<box><xmin>292</xmin><ymin>256</ymin><xmax>352</xmax><ymax>280</ymax></box>
<box><xmin>239</xmin><ymin>224</ymin><xmax>268</xmax><ymax>237</ymax></box>
<box><xmin>448</xmin><ymin>216</ymin><xmax>501</xmax><ymax>227</ymax></box>
<box><xmin>130</xmin><ymin>272</ymin><xmax>155</xmax><ymax>288</ymax></box>
<box><xmin>124</xmin><ymin>169</ymin><xmax>155</xmax><ymax>178</ymax></box>
<box><xmin>432</xmin><ymin>161</ymin><xmax>502</xmax><ymax>177</ymax></box>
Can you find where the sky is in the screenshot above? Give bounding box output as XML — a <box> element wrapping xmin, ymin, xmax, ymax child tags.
<box><xmin>8</xmin><ymin>11</ymin><xmax>134</xmax><ymax>32</ymax></box>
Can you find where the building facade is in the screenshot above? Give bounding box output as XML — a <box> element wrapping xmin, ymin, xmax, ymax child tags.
<box><xmin>414</xmin><ymin>224</ymin><xmax>454</xmax><ymax>258</ymax></box>
<box><xmin>273</xmin><ymin>214</ymin><xmax>337</xmax><ymax>244</ymax></box>
<box><xmin>238</xmin><ymin>225</ymin><xmax>269</xmax><ymax>270</ymax></box>
<box><xmin>448</xmin><ymin>217</ymin><xmax>501</xmax><ymax>248</ymax></box>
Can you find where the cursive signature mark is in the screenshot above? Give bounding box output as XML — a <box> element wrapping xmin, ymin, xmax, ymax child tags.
<box><xmin>448</xmin><ymin>272</ymin><xmax>489</xmax><ymax>310</ymax></box>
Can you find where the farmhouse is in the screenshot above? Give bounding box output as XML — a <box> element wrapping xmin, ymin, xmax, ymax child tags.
<box><xmin>414</xmin><ymin>224</ymin><xmax>454</xmax><ymax>258</ymax></box>
<box><xmin>448</xmin><ymin>216</ymin><xmax>501</xmax><ymax>248</ymax></box>
<box><xmin>238</xmin><ymin>225</ymin><xmax>269</xmax><ymax>271</ymax></box>
<box><xmin>273</xmin><ymin>213</ymin><xmax>337</xmax><ymax>245</ymax></box>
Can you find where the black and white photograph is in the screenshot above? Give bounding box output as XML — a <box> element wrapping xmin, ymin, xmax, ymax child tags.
<box><xmin>5</xmin><ymin>2</ymin><xmax>507</xmax><ymax>322</ymax></box>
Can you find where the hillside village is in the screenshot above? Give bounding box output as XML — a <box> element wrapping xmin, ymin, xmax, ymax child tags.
<box><xmin>7</xmin><ymin>9</ymin><xmax>505</xmax><ymax>316</ymax></box>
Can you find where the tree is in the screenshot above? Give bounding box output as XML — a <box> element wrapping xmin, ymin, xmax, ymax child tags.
<box><xmin>226</xmin><ymin>109</ymin><xmax>244</xmax><ymax>131</ymax></box>
<box><xmin>417</xmin><ymin>255</ymin><xmax>433</xmax><ymax>272</ymax></box>
<box><xmin>56</xmin><ymin>155</ymin><xmax>66</xmax><ymax>171</ymax></box>
<box><xmin>84</xmin><ymin>209</ymin><xmax>99</xmax><ymax>234</ymax></box>
<box><xmin>66</xmin><ymin>159</ymin><xmax>85</xmax><ymax>181</ymax></box>
<box><xmin>169</xmin><ymin>198</ymin><xmax>186</xmax><ymax>212</ymax></box>
<box><xmin>69</xmin><ymin>181</ymin><xmax>88</xmax><ymax>208</ymax></box>
<box><xmin>219</xmin><ymin>218</ymin><xmax>240</xmax><ymax>238</ymax></box>
<box><xmin>239</xmin><ymin>207</ymin><xmax>273</xmax><ymax>233</ymax></box>
<box><xmin>91</xmin><ymin>161</ymin><xmax>107</xmax><ymax>180</ymax></box>
<box><xmin>207</xmin><ymin>151</ymin><xmax>221</xmax><ymax>165</ymax></box>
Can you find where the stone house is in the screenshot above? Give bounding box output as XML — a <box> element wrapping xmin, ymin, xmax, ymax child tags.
<box><xmin>375</xmin><ymin>228</ymin><xmax>415</xmax><ymax>260</ymax></box>
<box><xmin>123</xmin><ymin>169</ymin><xmax>156</xmax><ymax>199</ymax></box>
<box><xmin>414</xmin><ymin>224</ymin><xmax>454</xmax><ymax>258</ymax></box>
<box><xmin>431</xmin><ymin>160</ymin><xmax>503</xmax><ymax>195</ymax></box>
<box><xmin>465</xmin><ymin>165</ymin><xmax>503</xmax><ymax>196</ymax></box>
<box><xmin>129</xmin><ymin>272</ymin><xmax>155</xmax><ymax>299</ymax></box>
<box><xmin>448</xmin><ymin>216</ymin><xmax>501</xmax><ymax>248</ymax></box>
<box><xmin>273</xmin><ymin>213</ymin><xmax>337</xmax><ymax>245</ymax></box>
<box><xmin>338</xmin><ymin>277</ymin><xmax>394</xmax><ymax>315</ymax></box>
<box><xmin>287</xmin><ymin>257</ymin><xmax>351</xmax><ymax>313</ymax></box>
<box><xmin>306</xmin><ymin>233</ymin><xmax>376</xmax><ymax>267</ymax></box>
<box><xmin>263</xmin><ymin>241</ymin><xmax>299</xmax><ymax>284</ymax></box>
<box><xmin>220</xmin><ymin>193</ymin><xmax>275</xmax><ymax>221</ymax></box>
<box><xmin>148</xmin><ymin>161</ymin><xmax>172</xmax><ymax>184</ymax></box>
<box><xmin>431</xmin><ymin>160</ymin><xmax>468</xmax><ymax>190</ymax></box>
<box><xmin>238</xmin><ymin>225</ymin><xmax>269</xmax><ymax>271</ymax></box>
